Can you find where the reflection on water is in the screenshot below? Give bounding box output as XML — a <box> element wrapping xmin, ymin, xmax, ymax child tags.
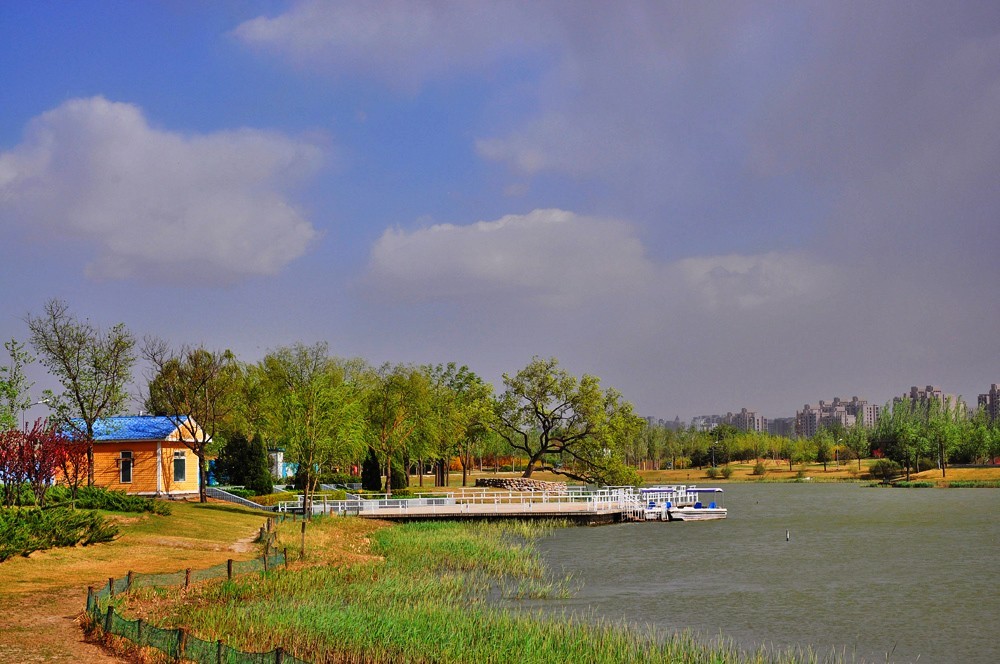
<box><xmin>521</xmin><ymin>483</ymin><xmax>1000</xmax><ymax>663</ymax></box>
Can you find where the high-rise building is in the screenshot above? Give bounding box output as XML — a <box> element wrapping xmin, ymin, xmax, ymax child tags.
<box><xmin>795</xmin><ymin>396</ymin><xmax>880</xmax><ymax>437</ymax></box>
<box><xmin>725</xmin><ymin>408</ymin><xmax>767</xmax><ymax>433</ymax></box>
<box><xmin>978</xmin><ymin>384</ymin><xmax>1000</xmax><ymax>421</ymax></box>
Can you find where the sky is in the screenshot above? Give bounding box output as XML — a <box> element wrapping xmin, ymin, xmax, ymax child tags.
<box><xmin>2</xmin><ymin>1</ymin><xmax>998</xmax><ymax>422</ymax></box>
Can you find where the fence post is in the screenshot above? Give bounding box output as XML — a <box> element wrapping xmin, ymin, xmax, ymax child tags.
<box><xmin>217</xmin><ymin>639</ymin><xmax>224</xmax><ymax>664</ymax></box>
<box><xmin>263</xmin><ymin>552</ymin><xmax>269</xmax><ymax>573</ymax></box>
<box><xmin>108</xmin><ymin>577</ymin><xmax>115</xmax><ymax>597</ymax></box>
<box><xmin>275</xmin><ymin>646</ymin><xmax>285</xmax><ymax>664</ymax></box>
<box><xmin>177</xmin><ymin>628</ymin><xmax>187</xmax><ymax>660</ymax></box>
<box><xmin>87</xmin><ymin>586</ymin><xmax>94</xmax><ymax>612</ymax></box>
<box><xmin>185</xmin><ymin>568</ymin><xmax>191</xmax><ymax>589</ymax></box>
<box><xmin>300</xmin><ymin>521</ymin><xmax>306</xmax><ymax>560</ymax></box>
<box><xmin>227</xmin><ymin>559</ymin><xmax>233</xmax><ymax>580</ymax></box>
<box><xmin>136</xmin><ymin>618</ymin><xmax>143</xmax><ymax>643</ymax></box>
<box><xmin>126</xmin><ymin>570</ymin><xmax>133</xmax><ymax>593</ymax></box>
<box><xmin>104</xmin><ymin>606</ymin><xmax>113</xmax><ymax>634</ymax></box>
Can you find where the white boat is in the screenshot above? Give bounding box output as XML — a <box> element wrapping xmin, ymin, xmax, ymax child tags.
<box><xmin>635</xmin><ymin>485</ymin><xmax>727</xmax><ymax>522</ymax></box>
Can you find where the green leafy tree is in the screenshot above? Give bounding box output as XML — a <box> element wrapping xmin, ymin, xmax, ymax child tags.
<box><xmin>813</xmin><ymin>429</ymin><xmax>834</xmax><ymax>471</ymax></box>
<box><xmin>257</xmin><ymin>343</ymin><xmax>367</xmax><ymax>514</ymax></box>
<box><xmin>843</xmin><ymin>416</ymin><xmax>870</xmax><ymax>470</ymax></box>
<box><xmin>27</xmin><ymin>299</ymin><xmax>136</xmax><ymax>485</ymax></box>
<box><xmin>144</xmin><ymin>340</ymin><xmax>240</xmax><ymax>503</ymax></box>
<box><xmin>1</xmin><ymin>339</ymin><xmax>34</xmax><ymax>432</ymax></box>
<box><xmin>364</xmin><ymin>363</ymin><xmax>432</xmax><ymax>496</ymax></box>
<box><xmin>423</xmin><ymin>363</ymin><xmax>493</xmax><ymax>487</ymax></box>
<box><xmin>214</xmin><ymin>433</ymin><xmax>273</xmax><ymax>496</ymax></box>
<box><xmin>491</xmin><ymin>357</ymin><xmax>643</xmax><ymax>486</ymax></box>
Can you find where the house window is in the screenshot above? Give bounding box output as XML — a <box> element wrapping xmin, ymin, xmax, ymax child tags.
<box><xmin>120</xmin><ymin>451</ymin><xmax>133</xmax><ymax>483</ymax></box>
<box><xmin>173</xmin><ymin>451</ymin><xmax>186</xmax><ymax>483</ymax></box>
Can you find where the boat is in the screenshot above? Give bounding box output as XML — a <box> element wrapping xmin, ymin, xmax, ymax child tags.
<box><xmin>635</xmin><ymin>485</ymin><xmax>727</xmax><ymax>522</ymax></box>
<box><xmin>666</xmin><ymin>487</ymin><xmax>726</xmax><ymax>521</ymax></box>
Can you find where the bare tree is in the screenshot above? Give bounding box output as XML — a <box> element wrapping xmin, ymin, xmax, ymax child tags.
<box><xmin>27</xmin><ymin>299</ymin><xmax>136</xmax><ymax>485</ymax></box>
<box><xmin>143</xmin><ymin>338</ymin><xmax>239</xmax><ymax>502</ymax></box>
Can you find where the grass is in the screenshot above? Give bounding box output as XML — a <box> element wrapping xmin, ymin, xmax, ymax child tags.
<box><xmin>110</xmin><ymin>516</ymin><xmax>836</xmax><ymax>663</ymax></box>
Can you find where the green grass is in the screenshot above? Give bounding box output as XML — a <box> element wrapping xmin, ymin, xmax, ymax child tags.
<box><xmin>113</xmin><ymin>518</ymin><xmax>837</xmax><ymax>663</ymax></box>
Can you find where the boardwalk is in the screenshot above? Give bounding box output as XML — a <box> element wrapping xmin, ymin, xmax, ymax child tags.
<box><xmin>278</xmin><ymin>486</ymin><xmax>708</xmax><ymax>524</ymax></box>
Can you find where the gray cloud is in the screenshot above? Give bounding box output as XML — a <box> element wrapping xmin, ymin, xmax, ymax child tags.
<box><xmin>0</xmin><ymin>97</ymin><xmax>321</xmax><ymax>284</ymax></box>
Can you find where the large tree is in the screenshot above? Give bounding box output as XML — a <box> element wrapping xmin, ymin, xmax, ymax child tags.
<box><xmin>491</xmin><ymin>357</ymin><xmax>643</xmax><ymax>486</ymax></box>
<box><xmin>423</xmin><ymin>363</ymin><xmax>493</xmax><ymax>487</ymax></box>
<box><xmin>143</xmin><ymin>339</ymin><xmax>239</xmax><ymax>502</ymax></box>
<box><xmin>27</xmin><ymin>299</ymin><xmax>136</xmax><ymax>485</ymax></box>
<box><xmin>257</xmin><ymin>343</ymin><xmax>367</xmax><ymax>514</ymax></box>
<box><xmin>364</xmin><ymin>363</ymin><xmax>432</xmax><ymax>496</ymax></box>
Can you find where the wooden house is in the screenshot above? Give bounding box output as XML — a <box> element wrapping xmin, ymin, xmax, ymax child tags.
<box><xmin>66</xmin><ymin>415</ymin><xmax>202</xmax><ymax>496</ymax></box>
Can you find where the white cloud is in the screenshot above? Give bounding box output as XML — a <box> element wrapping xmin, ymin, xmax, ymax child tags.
<box><xmin>0</xmin><ymin>97</ymin><xmax>321</xmax><ymax>284</ymax></box>
<box><xmin>366</xmin><ymin>208</ymin><xmax>833</xmax><ymax>313</ymax></box>
<box><xmin>232</xmin><ymin>0</ymin><xmax>543</xmax><ymax>91</ymax></box>
<box><xmin>367</xmin><ymin>209</ymin><xmax>654</xmax><ymax>305</ymax></box>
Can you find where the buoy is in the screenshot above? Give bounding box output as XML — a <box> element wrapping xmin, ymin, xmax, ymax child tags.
<box><xmin>786</xmin><ymin>529</ymin><xmax>790</xmax><ymax>541</ymax></box>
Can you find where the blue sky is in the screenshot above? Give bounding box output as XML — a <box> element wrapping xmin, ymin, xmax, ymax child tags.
<box><xmin>2</xmin><ymin>1</ymin><xmax>998</xmax><ymax>420</ymax></box>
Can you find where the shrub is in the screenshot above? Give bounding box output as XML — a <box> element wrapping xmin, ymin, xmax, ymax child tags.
<box><xmin>0</xmin><ymin>507</ymin><xmax>118</xmax><ymax>560</ymax></box>
<box><xmin>719</xmin><ymin>466</ymin><xmax>734</xmax><ymax>479</ymax></box>
<box><xmin>751</xmin><ymin>462</ymin><xmax>767</xmax><ymax>476</ymax></box>
<box><xmin>894</xmin><ymin>481</ymin><xmax>935</xmax><ymax>488</ymax></box>
<box><xmin>916</xmin><ymin>458</ymin><xmax>937</xmax><ymax>473</ymax></box>
<box><xmin>54</xmin><ymin>486</ymin><xmax>172</xmax><ymax>515</ymax></box>
<box><xmin>705</xmin><ymin>467</ymin><xmax>719</xmax><ymax>479</ymax></box>
<box><xmin>869</xmin><ymin>459</ymin><xmax>902</xmax><ymax>482</ymax></box>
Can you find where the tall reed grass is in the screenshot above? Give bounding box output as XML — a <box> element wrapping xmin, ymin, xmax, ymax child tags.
<box><xmin>117</xmin><ymin>518</ymin><xmax>836</xmax><ymax>663</ymax></box>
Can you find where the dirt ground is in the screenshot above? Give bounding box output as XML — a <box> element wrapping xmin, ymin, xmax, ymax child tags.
<box><xmin>0</xmin><ymin>501</ymin><xmax>267</xmax><ymax>663</ymax></box>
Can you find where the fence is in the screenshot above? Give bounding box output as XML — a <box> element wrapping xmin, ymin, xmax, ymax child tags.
<box><xmin>86</xmin><ymin>540</ymin><xmax>310</xmax><ymax>663</ymax></box>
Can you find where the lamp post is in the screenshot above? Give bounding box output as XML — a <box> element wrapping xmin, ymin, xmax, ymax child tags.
<box><xmin>22</xmin><ymin>398</ymin><xmax>51</xmax><ymax>430</ymax></box>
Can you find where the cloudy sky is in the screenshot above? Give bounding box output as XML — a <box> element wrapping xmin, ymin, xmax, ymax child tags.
<box><xmin>2</xmin><ymin>1</ymin><xmax>998</xmax><ymax>420</ymax></box>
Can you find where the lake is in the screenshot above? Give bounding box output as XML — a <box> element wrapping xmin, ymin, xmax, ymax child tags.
<box><xmin>525</xmin><ymin>483</ymin><xmax>1000</xmax><ymax>663</ymax></box>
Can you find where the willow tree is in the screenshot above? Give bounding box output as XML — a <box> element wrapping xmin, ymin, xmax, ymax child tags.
<box><xmin>27</xmin><ymin>299</ymin><xmax>136</xmax><ymax>485</ymax></box>
<box><xmin>257</xmin><ymin>343</ymin><xmax>367</xmax><ymax>516</ymax></box>
<box><xmin>491</xmin><ymin>357</ymin><xmax>643</xmax><ymax>486</ymax></box>
<box><xmin>364</xmin><ymin>363</ymin><xmax>432</xmax><ymax>496</ymax></box>
<box><xmin>144</xmin><ymin>339</ymin><xmax>240</xmax><ymax>503</ymax></box>
<box><xmin>423</xmin><ymin>363</ymin><xmax>493</xmax><ymax>487</ymax></box>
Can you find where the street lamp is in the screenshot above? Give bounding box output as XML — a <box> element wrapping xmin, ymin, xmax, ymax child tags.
<box><xmin>22</xmin><ymin>398</ymin><xmax>51</xmax><ymax>429</ymax></box>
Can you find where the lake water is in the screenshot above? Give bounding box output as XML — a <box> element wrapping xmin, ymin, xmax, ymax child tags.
<box><xmin>526</xmin><ymin>483</ymin><xmax>1000</xmax><ymax>663</ymax></box>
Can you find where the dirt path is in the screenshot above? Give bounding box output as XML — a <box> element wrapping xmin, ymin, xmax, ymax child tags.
<box><xmin>0</xmin><ymin>584</ymin><xmax>122</xmax><ymax>663</ymax></box>
<box><xmin>0</xmin><ymin>501</ymin><xmax>268</xmax><ymax>662</ymax></box>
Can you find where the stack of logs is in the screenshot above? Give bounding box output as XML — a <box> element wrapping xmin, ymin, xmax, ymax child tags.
<box><xmin>475</xmin><ymin>477</ymin><xmax>567</xmax><ymax>493</ymax></box>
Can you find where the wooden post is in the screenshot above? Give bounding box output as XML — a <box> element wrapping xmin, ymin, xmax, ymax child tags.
<box><xmin>275</xmin><ymin>646</ymin><xmax>285</xmax><ymax>663</ymax></box>
<box><xmin>185</xmin><ymin>568</ymin><xmax>191</xmax><ymax>589</ymax></box>
<box><xmin>177</xmin><ymin>628</ymin><xmax>187</xmax><ymax>660</ymax></box>
<box><xmin>136</xmin><ymin>619</ymin><xmax>143</xmax><ymax>643</ymax></box>
<box><xmin>227</xmin><ymin>559</ymin><xmax>233</xmax><ymax>580</ymax></box>
<box><xmin>87</xmin><ymin>586</ymin><xmax>94</xmax><ymax>612</ymax></box>
<box><xmin>283</xmin><ymin>547</ymin><xmax>289</xmax><ymax>570</ymax></box>
<box><xmin>300</xmin><ymin>521</ymin><xmax>306</xmax><ymax>560</ymax></box>
<box><xmin>104</xmin><ymin>606</ymin><xmax>113</xmax><ymax>634</ymax></box>
<box><xmin>108</xmin><ymin>577</ymin><xmax>115</xmax><ymax>597</ymax></box>
<box><xmin>263</xmin><ymin>552</ymin><xmax>269</xmax><ymax>573</ymax></box>
<box><xmin>217</xmin><ymin>640</ymin><xmax>224</xmax><ymax>664</ymax></box>
<box><xmin>126</xmin><ymin>570</ymin><xmax>133</xmax><ymax>593</ymax></box>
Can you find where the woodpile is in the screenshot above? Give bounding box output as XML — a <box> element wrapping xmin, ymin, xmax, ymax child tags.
<box><xmin>474</xmin><ymin>478</ymin><xmax>567</xmax><ymax>493</ymax></box>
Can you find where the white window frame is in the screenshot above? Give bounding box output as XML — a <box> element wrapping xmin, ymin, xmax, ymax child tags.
<box><xmin>173</xmin><ymin>450</ymin><xmax>186</xmax><ymax>483</ymax></box>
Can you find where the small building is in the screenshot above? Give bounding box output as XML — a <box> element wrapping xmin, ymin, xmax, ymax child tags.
<box><xmin>64</xmin><ymin>415</ymin><xmax>202</xmax><ymax>497</ymax></box>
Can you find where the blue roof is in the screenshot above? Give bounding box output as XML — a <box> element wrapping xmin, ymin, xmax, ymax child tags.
<box><xmin>66</xmin><ymin>415</ymin><xmax>190</xmax><ymax>441</ymax></box>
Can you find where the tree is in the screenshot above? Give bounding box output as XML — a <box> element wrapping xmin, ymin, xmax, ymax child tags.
<box><xmin>1</xmin><ymin>339</ymin><xmax>35</xmax><ymax>431</ymax></box>
<box><xmin>215</xmin><ymin>433</ymin><xmax>273</xmax><ymax>496</ymax></box>
<box><xmin>144</xmin><ymin>340</ymin><xmax>239</xmax><ymax>503</ymax></box>
<box><xmin>843</xmin><ymin>416</ymin><xmax>870</xmax><ymax>471</ymax></box>
<box><xmin>364</xmin><ymin>363</ymin><xmax>431</xmax><ymax>497</ymax></box>
<box><xmin>491</xmin><ymin>357</ymin><xmax>643</xmax><ymax>486</ymax></box>
<box><xmin>813</xmin><ymin>430</ymin><xmax>833</xmax><ymax>471</ymax></box>
<box><xmin>257</xmin><ymin>343</ymin><xmax>367</xmax><ymax>514</ymax></box>
<box><xmin>423</xmin><ymin>363</ymin><xmax>493</xmax><ymax>487</ymax></box>
<box><xmin>27</xmin><ymin>299</ymin><xmax>136</xmax><ymax>485</ymax></box>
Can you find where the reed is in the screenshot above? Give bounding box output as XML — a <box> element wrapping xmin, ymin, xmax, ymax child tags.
<box><xmin>117</xmin><ymin>518</ymin><xmax>836</xmax><ymax>663</ymax></box>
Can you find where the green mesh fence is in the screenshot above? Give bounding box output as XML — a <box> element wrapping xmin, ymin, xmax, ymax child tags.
<box><xmin>89</xmin><ymin>549</ymin><xmax>306</xmax><ymax>663</ymax></box>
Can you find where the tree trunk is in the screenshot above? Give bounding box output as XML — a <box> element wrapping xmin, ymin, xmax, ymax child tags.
<box><xmin>198</xmin><ymin>454</ymin><xmax>208</xmax><ymax>503</ymax></box>
<box><xmin>384</xmin><ymin>455</ymin><xmax>392</xmax><ymax>497</ymax></box>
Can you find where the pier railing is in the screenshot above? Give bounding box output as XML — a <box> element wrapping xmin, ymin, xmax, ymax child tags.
<box><xmin>275</xmin><ymin>485</ymin><xmax>702</xmax><ymax>519</ymax></box>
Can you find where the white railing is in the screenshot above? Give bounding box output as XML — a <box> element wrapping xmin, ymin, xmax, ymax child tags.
<box><xmin>275</xmin><ymin>485</ymin><xmax>703</xmax><ymax>518</ymax></box>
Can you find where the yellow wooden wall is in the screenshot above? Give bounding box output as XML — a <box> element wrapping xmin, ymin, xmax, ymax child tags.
<box><xmin>85</xmin><ymin>441</ymin><xmax>199</xmax><ymax>496</ymax></box>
